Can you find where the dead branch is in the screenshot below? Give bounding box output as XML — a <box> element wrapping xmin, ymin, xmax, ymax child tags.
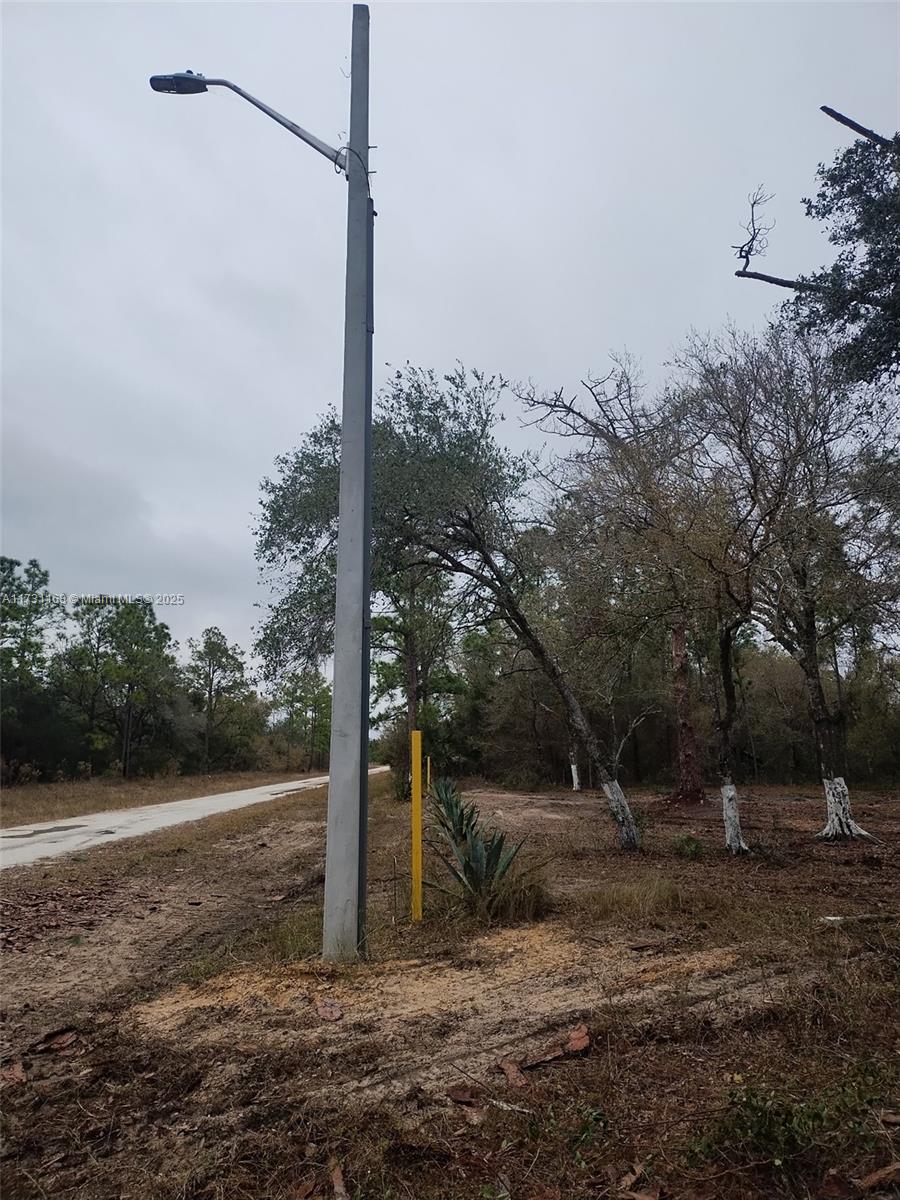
<box><xmin>732</xmin><ymin>185</ymin><xmax>774</xmax><ymax>271</ymax></box>
<box><xmin>820</xmin><ymin>105</ymin><xmax>894</xmax><ymax>151</ymax></box>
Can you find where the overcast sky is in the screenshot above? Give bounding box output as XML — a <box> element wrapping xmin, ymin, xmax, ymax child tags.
<box><xmin>2</xmin><ymin>1</ymin><xmax>898</xmax><ymax>655</ymax></box>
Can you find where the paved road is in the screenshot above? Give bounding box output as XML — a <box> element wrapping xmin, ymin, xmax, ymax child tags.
<box><xmin>0</xmin><ymin>767</ymin><xmax>390</xmax><ymax>870</ymax></box>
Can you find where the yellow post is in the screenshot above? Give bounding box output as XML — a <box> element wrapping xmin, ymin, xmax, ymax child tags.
<box><xmin>411</xmin><ymin>730</ymin><xmax>423</xmax><ymax>921</ymax></box>
<box><xmin>426</xmin><ymin>754</ymin><xmax>432</xmax><ymax>791</ymax></box>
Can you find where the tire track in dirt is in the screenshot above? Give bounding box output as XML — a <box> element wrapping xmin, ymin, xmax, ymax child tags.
<box><xmin>128</xmin><ymin>921</ymin><xmax>809</xmax><ymax>1116</ymax></box>
<box><xmin>0</xmin><ymin>817</ymin><xmax>325</xmax><ymax>1057</ymax></box>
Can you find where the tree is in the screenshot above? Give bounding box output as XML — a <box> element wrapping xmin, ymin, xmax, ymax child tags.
<box><xmin>380</xmin><ymin>364</ymin><xmax>642</xmax><ymax>849</ymax></box>
<box><xmin>0</xmin><ymin>557</ymin><xmax>61</xmax><ymax>695</ymax></box>
<box><xmin>733</xmin><ymin>106</ymin><xmax>900</xmax><ymax>385</ymax></box>
<box><xmin>519</xmin><ymin>364</ymin><xmax>757</xmax><ymax>848</ymax></box>
<box><xmin>1</xmin><ymin>557</ymin><xmax>78</xmax><ymax>782</ymax></box>
<box><xmin>55</xmin><ymin>599</ymin><xmax>177</xmax><ymax>777</ymax></box>
<box><xmin>271</xmin><ymin>669</ymin><xmax>331</xmax><ymax>772</ymax></box>
<box><xmin>680</xmin><ymin>325</ymin><xmax>900</xmax><ymax>839</ymax></box>
<box><xmin>258</xmin><ymin>363</ymin><xmax>642</xmax><ymax>847</ymax></box>
<box><xmin>185</xmin><ymin>627</ymin><xmax>251</xmax><ymax>772</ymax></box>
<box><xmin>256</xmin><ymin>407</ymin><xmax>474</xmax><ymax>797</ymax></box>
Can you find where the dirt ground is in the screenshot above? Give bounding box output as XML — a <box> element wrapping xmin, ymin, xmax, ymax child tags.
<box><xmin>1</xmin><ymin>779</ymin><xmax>898</xmax><ymax>1200</ymax></box>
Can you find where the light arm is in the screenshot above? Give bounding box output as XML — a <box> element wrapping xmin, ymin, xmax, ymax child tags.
<box><xmin>204</xmin><ymin>79</ymin><xmax>347</xmax><ymax>172</ymax></box>
<box><xmin>149</xmin><ymin>71</ymin><xmax>347</xmax><ymax>173</ymax></box>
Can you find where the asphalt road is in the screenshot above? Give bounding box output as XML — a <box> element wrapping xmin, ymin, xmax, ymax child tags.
<box><xmin>0</xmin><ymin>766</ymin><xmax>390</xmax><ymax>870</ymax></box>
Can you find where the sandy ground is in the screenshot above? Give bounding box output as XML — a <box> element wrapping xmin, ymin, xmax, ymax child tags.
<box><xmin>1</xmin><ymin>779</ymin><xmax>898</xmax><ymax>1199</ymax></box>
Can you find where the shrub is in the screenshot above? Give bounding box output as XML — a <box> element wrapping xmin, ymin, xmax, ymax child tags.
<box><xmin>673</xmin><ymin>833</ymin><xmax>703</xmax><ymax>860</ymax></box>
<box><xmin>13</xmin><ymin>762</ymin><xmax>42</xmax><ymax>785</ymax></box>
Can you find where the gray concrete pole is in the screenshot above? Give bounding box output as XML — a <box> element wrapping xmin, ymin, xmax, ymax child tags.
<box><xmin>323</xmin><ymin>3</ymin><xmax>372</xmax><ymax>962</ymax></box>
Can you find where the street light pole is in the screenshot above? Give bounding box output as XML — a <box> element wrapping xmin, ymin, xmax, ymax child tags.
<box><xmin>323</xmin><ymin>3</ymin><xmax>373</xmax><ymax>962</ymax></box>
<box><xmin>149</xmin><ymin>4</ymin><xmax>373</xmax><ymax>963</ymax></box>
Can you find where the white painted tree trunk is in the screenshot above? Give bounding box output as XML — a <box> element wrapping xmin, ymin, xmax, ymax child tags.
<box><xmin>601</xmin><ymin>778</ymin><xmax>640</xmax><ymax>850</ymax></box>
<box><xmin>721</xmin><ymin>781</ymin><xmax>749</xmax><ymax>854</ymax></box>
<box><xmin>570</xmin><ymin>761</ymin><xmax>581</xmax><ymax>792</ymax></box>
<box><xmin>817</xmin><ymin>776</ymin><xmax>873</xmax><ymax>841</ymax></box>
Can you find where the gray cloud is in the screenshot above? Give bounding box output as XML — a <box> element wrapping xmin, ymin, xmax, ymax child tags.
<box><xmin>3</xmin><ymin>1</ymin><xmax>897</xmax><ymax>653</ymax></box>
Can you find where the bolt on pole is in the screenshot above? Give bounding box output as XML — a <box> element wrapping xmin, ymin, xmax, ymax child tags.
<box><xmin>322</xmin><ymin>3</ymin><xmax>372</xmax><ymax>962</ymax></box>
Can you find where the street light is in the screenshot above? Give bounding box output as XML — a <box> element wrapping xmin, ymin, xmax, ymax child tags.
<box><xmin>149</xmin><ymin>71</ymin><xmax>209</xmax><ymax>95</ymax></box>
<box><xmin>149</xmin><ymin>6</ymin><xmax>374</xmax><ymax>963</ymax></box>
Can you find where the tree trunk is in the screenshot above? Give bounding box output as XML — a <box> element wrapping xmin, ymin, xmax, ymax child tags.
<box><xmin>717</xmin><ymin>621</ymin><xmax>749</xmax><ymax>854</ymax></box>
<box><xmin>307</xmin><ymin>706</ymin><xmax>317</xmax><ymax>772</ymax></box>
<box><xmin>630</xmin><ymin>724</ymin><xmax>642</xmax><ymax>783</ymax></box>
<box><xmin>721</xmin><ymin>779</ymin><xmax>749</xmax><ymax>854</ymax></box>
<box><xmin>121</xmin><ymin>695</ymin><xmax>133</xmax><ymax>779</ymax></box>
<box><xmin>804</xmin><ymin>651</ymin><xmax>872</xmax><ymax>841</ymax></box>
<box><xmin>818</xmin><ymin>776</ymin><xmax>873</xmax><ymax>841</ymax></box>
<box><xmin>398</xmin><ymin>628</ymin><xmax>418</xmax><ymax>801</ymax></box>
<box><xmin>496</xmin><ymin>597</ymin><xmax>640</xmax><ymax>846</ymax></box>
<box><xmin>538</xmin><ymin>656</ymin><xmax>639</xmax><ymax>849</ymax></box>
<box><xmin>429</xmin><ymin>538</ymin><xmax>639</xmax><ymax>848</ymax></box>
<box><xmin>569</xmin><ymin>738</ymin><xmax>581</xmax><ymax>792</ymax></box>
<box><xmin>670</xmin><ymin>623</ymin><xmax>706</xmax><ymax>804</ymax></box>
<box><xmin>734</xmin><ymin>659</ymin><xmax>759</xmax><ymax>782</ymax></box>
<box><xmin>405</xmin><ymin>635</ymin><xmax>418</xmax><ymax>738</ymax></box>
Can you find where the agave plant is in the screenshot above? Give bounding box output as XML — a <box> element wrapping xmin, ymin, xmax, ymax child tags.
<box><xmin>443</xmin><ymin>825</ymin><xmax>523</xmax><ymax>908</ymax></box>
<box><xmin>428</xmin><ymin>777</ymin><xmax>526</xmax><ymax>915</ymax></box>
<box><xmin>429</xmin><ymin>777</ymin><xmax>479</xmax><ymax>846</ymax></box>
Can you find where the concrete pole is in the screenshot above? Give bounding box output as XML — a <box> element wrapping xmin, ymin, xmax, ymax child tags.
<box><xmin>323</xmin><ymin>3</ymin><xmax>372</xmax><ymax>962</ymax></box>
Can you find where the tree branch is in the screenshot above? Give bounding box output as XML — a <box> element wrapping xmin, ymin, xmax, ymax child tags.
<box><xmin>734</xmin><ymin>269</ymin><xmax>891</xmax><ymax>311</ymax></box>
<box><xmin>820</xmin><ymin>106</ymin><xmax>894</xmax><ymax>151</ymax></box>
<box><xmin>734</xmin><ymin>269</ymin><xmax>823</xmax><ymax>292</ymax></box>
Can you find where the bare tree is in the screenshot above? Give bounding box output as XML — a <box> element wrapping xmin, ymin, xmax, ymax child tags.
<box><xmin>680</xmin><ymin>326</ymin><xmax>900</xmax><ymax>839</ymax></box>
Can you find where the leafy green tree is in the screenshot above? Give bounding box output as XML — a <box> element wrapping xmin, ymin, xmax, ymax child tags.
<box><xmin>1</xmin><ymin>557</ymin><xmax>61</xmax><ymax>695</ymax></box>
<box><xmin>734</xmin><ymin>106</ymin><xmax>900</xmax><ymax>384</ymax></box>
<box><xmin>270</xmin><ymin>669</ymin><xmax>331</xmax><ymax>772</ymax></box>
<box><xmin>54</xmin><ymin>599</ymin><xmax>177</xmax><ymax>777</ymax></box>
<box><xmin>256</xmin><ymin>390</ymin><xmax>481</xmax><ymax>797</ymax></box>
<box><xmin>376</xmin><ymin>364</ymin><xmax>642</xmax><ymax>848</ymax></box>
<box><xmin>185</xmin><ymin>627</ymin><xmax>251</xmax><ymax>772</ymax></box>
<box><xmin>1</xmin><ymin>557</ymin><xmax>79</xmax><ymax>781</ymax></box>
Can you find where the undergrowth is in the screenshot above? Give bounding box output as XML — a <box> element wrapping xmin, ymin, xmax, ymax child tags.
<box><xmin>688</xmin><ymin>1061</ymin><xmax>898</xmax><ymax>1182</ymax></box>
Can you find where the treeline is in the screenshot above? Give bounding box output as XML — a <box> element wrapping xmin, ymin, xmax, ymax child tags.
<box><xmin>0</xmin><ymin>558</ymin><xmax>331</xmax><ymax>784</ymax></box>
<box><xmin>256</xmin><ymin>108</ymin><xmax>899</xmax><ymax>850</ymax></box>
<box><xmin>395</xmin><ymin>627</ymin><xmax>900</xmax><ymax>794</ymax></box>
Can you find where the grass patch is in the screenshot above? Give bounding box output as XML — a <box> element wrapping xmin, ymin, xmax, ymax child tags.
<box><xmin>576</xmin><ymin>876</ymin><xmax>727</xmax><ymax>924</ymax></box>
<box><xmin>673</xmin><ymin>833</ymin><xmax>703</xmax><ymax>860</ymax></box>
<box><xmin>175</xmin><ymin>905</ymin><xmax>323</xmax><ymax>983</ymax></box>
<box><xmin>255</xmin><ymin>906</ymin><xmax>322</xmax><ymax>962</ymax></box>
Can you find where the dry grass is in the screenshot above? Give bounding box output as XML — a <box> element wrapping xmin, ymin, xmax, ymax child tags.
<box><xmin>0</xmin><ymin>768</ymin><xmax>319</xmax><ymax>828</ymax></box>
<box><xmin>574</xmin><ymin>875</ymin><xmax>727</xmax><ymax>924</ymax></box>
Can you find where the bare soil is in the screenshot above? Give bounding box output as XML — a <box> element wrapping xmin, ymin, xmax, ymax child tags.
<box><xmin>1</xmin><ymin>780</ymin><xmax>898</xmax><ymax>1199</ymax></box>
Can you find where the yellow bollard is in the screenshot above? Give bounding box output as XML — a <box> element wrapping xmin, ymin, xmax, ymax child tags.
<box><xmin>411</xmin><ymin>730</ymin><xmax>423</xmax><ymax>921</ymax></box>
<box><xmin>426</xmin><ymin>754</ymin><xmax>431</xmax><ymax>791</ymax></box>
